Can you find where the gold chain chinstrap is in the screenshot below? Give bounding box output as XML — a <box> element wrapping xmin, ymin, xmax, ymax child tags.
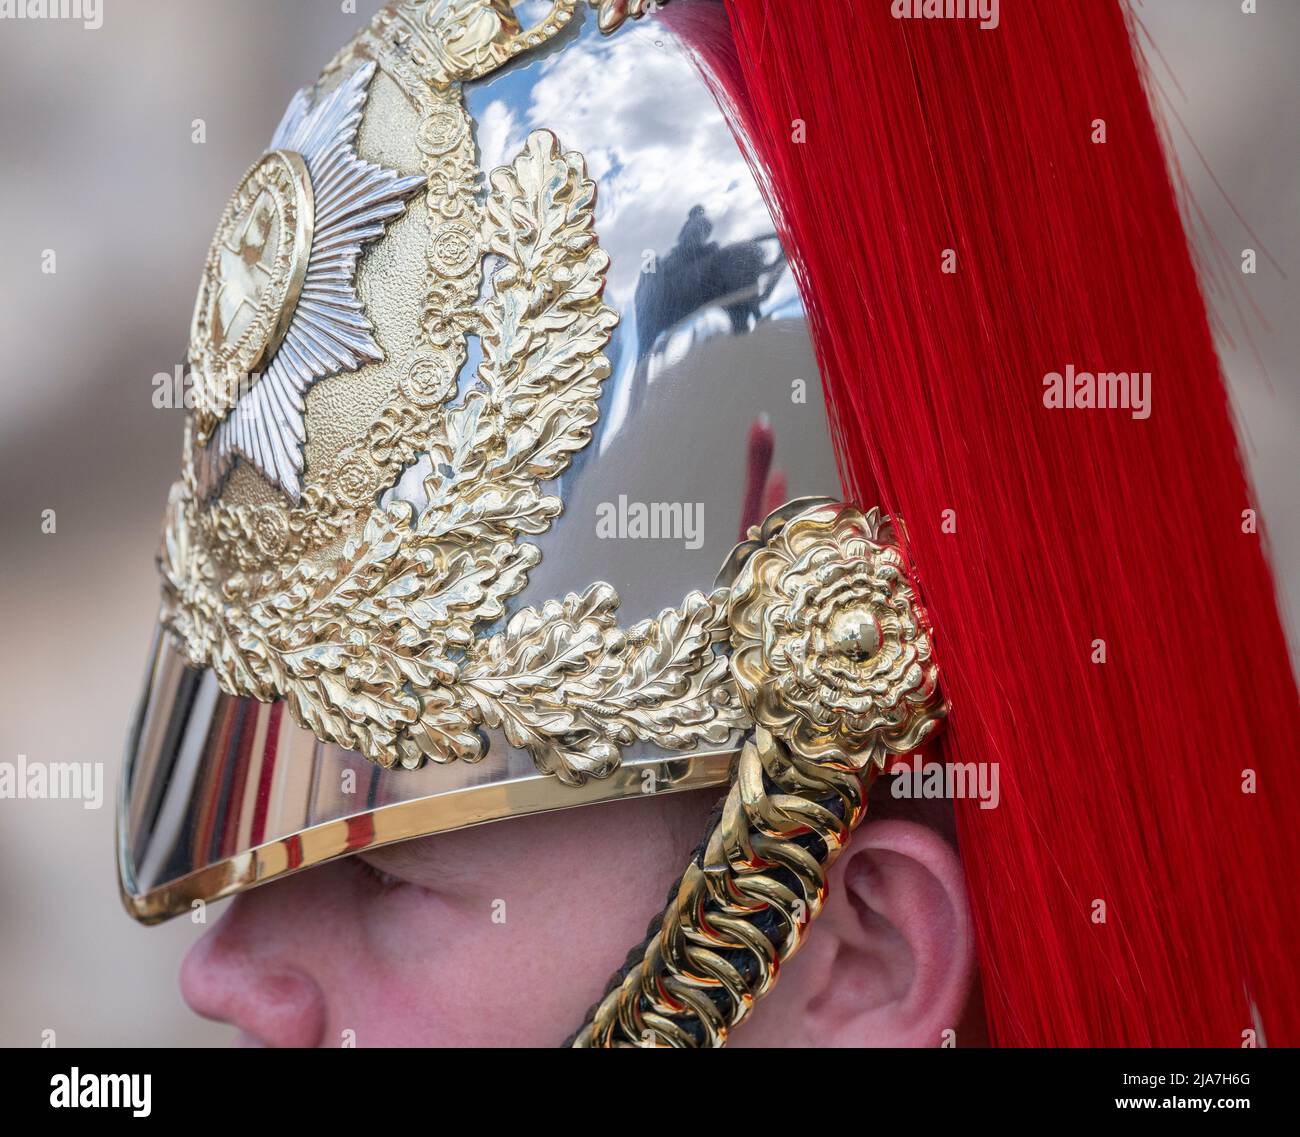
<box><xmin>572</xmin><ymin>726</ymin><xmax>874</xmax><ymax>1046</ymax></box>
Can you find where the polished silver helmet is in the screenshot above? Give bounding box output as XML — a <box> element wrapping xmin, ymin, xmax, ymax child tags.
<box><xmin>119</xmin><ymin>0</ymin><xmax>944</xmax><ymax>1047</ymax></box>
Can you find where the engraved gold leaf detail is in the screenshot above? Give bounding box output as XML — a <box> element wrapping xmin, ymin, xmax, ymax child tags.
<box><xmin>465</xmin><ymin>585</ymin><xmax>740</xmax><ymax>785</ymax></box>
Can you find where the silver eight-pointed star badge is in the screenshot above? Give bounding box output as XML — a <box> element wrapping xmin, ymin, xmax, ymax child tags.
<box><xmin>188</xmin><ymin>62</ymin><xmax>425</xmax><ymax>500</ymax></box>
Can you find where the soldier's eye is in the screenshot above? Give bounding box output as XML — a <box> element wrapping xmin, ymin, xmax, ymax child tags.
<box><xmin>353</xmin><ymin>857</ymin><xmax>411</xmax><ymax>894</ymax></box>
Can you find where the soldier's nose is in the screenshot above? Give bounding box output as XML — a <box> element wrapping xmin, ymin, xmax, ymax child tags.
<box><xmin>179</xmin><ymin>898</ymin><xmax>326</xmax><ymax>1048</ymax></box>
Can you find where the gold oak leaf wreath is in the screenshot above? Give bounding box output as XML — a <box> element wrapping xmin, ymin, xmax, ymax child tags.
<box><xmin>160</xmin><ymin>129</ymin><xmax>745</xmax><ymax>780</ymax></box>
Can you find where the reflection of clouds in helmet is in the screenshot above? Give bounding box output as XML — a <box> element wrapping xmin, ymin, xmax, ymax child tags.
<box><xmin>475</xmin><ymin>99</ymin><xmax>526</xmax><ymax>180</ymax></box>
<box><xmin>469</xmin><ymin>24</ymin><xmax>769</xmax><ymax>310</ymax></box>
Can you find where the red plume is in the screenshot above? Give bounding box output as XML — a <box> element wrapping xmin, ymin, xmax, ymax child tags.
<box><xmin>682</xmin><ymin>0</ymin><xmax>1300</xmax><ymax>1045</ymax></box>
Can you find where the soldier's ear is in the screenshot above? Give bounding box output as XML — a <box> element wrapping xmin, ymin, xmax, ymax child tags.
<box><xmin>733</xmin><ymin>818</ymin><xmax>977</xmax><ymax>1048</ymax></box>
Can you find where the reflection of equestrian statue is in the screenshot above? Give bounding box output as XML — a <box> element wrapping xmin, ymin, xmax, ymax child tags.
<box><xmin>635</xmin><ymin>205</ymin><xmax>786</xmax><ymax>356</ymax></box>
<box><xmin>676</xmin><ymin>204</ymin><xmax>716</xmax><ymax>259</ymax></box>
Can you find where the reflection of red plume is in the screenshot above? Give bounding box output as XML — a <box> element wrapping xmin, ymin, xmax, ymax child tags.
<box><xmin>690</xmin><ymin>0</ymin><xmax>1300</xmax><ymax>1045</ymax></box>
<box><xmin>740</xmin><ymin>416</ymin><xmax>775</xmax><ymax>538</ymax></box>
<box><xmin>739</xmin><ymin>415</ymin><xmax>788</xmax><ymax>538</ymax></box>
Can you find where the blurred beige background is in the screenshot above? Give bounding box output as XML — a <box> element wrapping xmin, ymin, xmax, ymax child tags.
<box><xmin>0</xmin><ymin>1</ymin><xmax>1296</xmax><ymax>1046</ymax></box>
